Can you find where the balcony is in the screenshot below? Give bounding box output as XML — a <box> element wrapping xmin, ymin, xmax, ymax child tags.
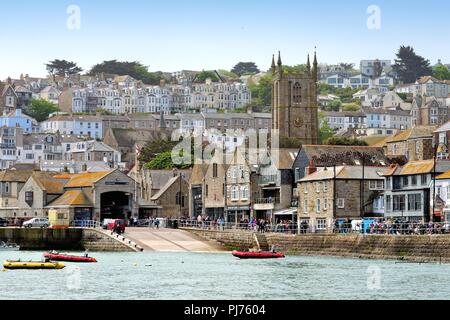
<box><xmin>253</xmin><ymin>197</ymin><xmax>279</xmax><ymax>211</ymax></box>
<box><xmin>0</xmin><ymin>144</ymin><xmax>16</xmax><ymax>149</ymax></box>
<box><xmin>258</xmin><ymin>174</ymin><xmax>278</xmax><ymax>186</ymax></box>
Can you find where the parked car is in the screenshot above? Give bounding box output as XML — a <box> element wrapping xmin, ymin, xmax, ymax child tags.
<box><xmin>23</xmin><ymin>218</ymin><xmax>50</xmax><ymax>228</ymax></box>
<box><xmin>0</xmin><ymin>218</ymin><xmax>8</xmax><ymax>227</ymax></box>
<box><xmin>106</xmin><ymin>219</ymin><xmax>126</xmax><ymax>234</ymax></box>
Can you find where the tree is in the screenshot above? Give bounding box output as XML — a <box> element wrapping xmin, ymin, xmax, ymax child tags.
<box><xmin>144</xmin><ymin>151</ymin><xmax>192</xmax><ymax>170</ymax></box>
<box><xmin>334</xmin><ymin>87</ymin><xmax>360</xmax><ymax>103</ymax></box>
<box><xmin>393</xmin><ymin>46</ymin><xmax>432</xmax><ymax>83</ymax></box>
<box><xmin>433</xmin><ymin>65</ymin><xmax>450</xmax><ymax>80</ymax></box>
<box><xmin>46</xmin><ymin>59</ymin><xmax>82</xmax><ymax>77</ymax></box>
<box><xmin>24</xmin><ymin>99</ymin><xmax>59</xmax><ymax>122</ymax></box>
<box><xmin>231</xmin><ymin>62</ymin><xmax>260</xmax><ymax>76</ymax></box>
<box><xmin>372</xmin><ymin>59</ymin><xmax>383</xmax><ymax>79</ymax></box>
<box><xmin>88</xmin><ymin>60</ymin><xmax>169</xmax><ymax>85</ymax></box>
<box><xmin>325</xmin><ymin>137</ymin><xmax>368</xmax><ymax>146</ymax></box>
<box><xmin>194</xmin><ymin>70</ymin><xmax>220</xmax><ymax>83</ymax></box>
<box><xmin>247</xmin><ymin>74</ymin><xmax>272</xmax><ymax>108</ymax></box>
<box><xmin>282</xmin><ymin>64</ymin><xmax>307</xmax><ymax>76</ymax></box>
<box><xmin>342</xmin><ymin>104</ymin><xmax>361</xmax><ymax>112</ymax></box>
<box><xmin>138</xmin><ymin>139</ymin><xmax>178</xmax><ymax>163</ymax></box>
<box><xmin>218</xmin><ymin>69</ymin><xmax>239</xmax><ymax>79</ymax></box>
<box><xmin>318</xmin><ymin>112</ymin><xmax>334</xmax><ymax>143</ymax></box>
<box><xmin>339</xmin><ymin>63</ymin><xmax>355</xmax><ymax>71</ymax></box>
<box><xmin>322</xmin><ymin>100</ymin><xmax>342</xmax><ymax>112</ymax></box>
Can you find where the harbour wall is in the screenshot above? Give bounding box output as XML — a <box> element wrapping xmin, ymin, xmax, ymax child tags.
<box><xmin>0</xmin><ymin>228</ymin><xmax>134</xmax><ymax>252</ymax></box>
<box><xmin>182</xmin><ymin>228</ymin><xmax>450</xmax><ymax>262</ymax></box>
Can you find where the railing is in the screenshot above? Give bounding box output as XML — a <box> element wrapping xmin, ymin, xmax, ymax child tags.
<box><xmin>254</xmin><ymin>197</ymin><xmax>279</xmax><ymax>204</ymax></box>
<box><xmin>70</xmin><ymin>220</ymin><xmax>102</xmax><ymax>228</ymax></box>
<box><xmin>169</xmin><ymin>218</ymin><xmax>450</xmax><ymax>236</ymax></box>
<box><xmin>259</xmin><ymin>175</ymin><xmax>278</xmax><ymax>185</ymax></box>
<box><xmin>175</xmin><ymin>219</ymin><xmax>298</xmax><ymax>234</ymax></box>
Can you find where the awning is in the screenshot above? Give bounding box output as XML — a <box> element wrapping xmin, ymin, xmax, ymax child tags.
<box><xmin>274</xmin><ymin>208</ymin><xmax>297</xmax><ymax>216</ymax></box>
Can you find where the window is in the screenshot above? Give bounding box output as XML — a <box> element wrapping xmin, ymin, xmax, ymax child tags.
<box><xmin>407</xmin><ymin>194</ymin><xmax>422</xmax><ymax>211</ymax></box>
<box><xmin>403</xmin><ymin>176</ymin><xmax>409</xmax><ymax>187</ymax></box>
<box><xmin>293</xmin><ymin>82</ymin><xmax>302</xmax><ymax>103</ymax></box>
<box><xmin>205</xmin><ymin>184</ymin><xmax>209</xmax><ymax>197</ymax></box>
<box><xmin>5</xmin><ymin>182</ymin><xmax>10</xmax><ymax>194</ymax></box>
<box><xmin>324</xmin><ymin>199</ymin><xmax>328</xmax><ymax>210</ymax></box>
<box><xmin>304</xmin><ymin>183</ymin><xmax>308</xmax><ymax>194</ymax></box>
<box><xmin>231</xmin><ymin>186</ymin><xmax>239</xmax><ymax>201</ymax></box>
<box><xmin>323</xmin><ymin>181</ymin><xmax>328</xmax><ymax>192</ymax></box>
<box><xmin>316</xmin><ymin>182</ymin><xmax>321</xmax><ymax>193</ymax></box>
<box><xmin>25</xmin><ymin>192</ymin><xmax>33</xmax><ymax>206</ymax></box>
<box><xmin>304</xmin><ymin>200</ymin><xmax>308</xmax><ymax>213</ymax></box>
<box><xmin>421</xmin><ymin>174</ymin><xmax>428</xmax><ymax>185</ymax></box>
<box><xmin>337</xmin><ymin>198</ymin><xmax>345</xmax><ymax>208</ymax></box>
<box><xmin>240</xmin><ymin>186</ymin><xmax>249</xmax><ymax>200</ymax></box>
<box><xmin>393</xmin><ymin>195</ymin><xmax>406</xmax><ymax>211</ymax></box>
<box><xmin>411</xmin><ymin>175</ymin><xmax>417</xmax><ymax>186</ymax></box>
<box><xmin>213</xmin><ymin>163</ymin><xmax>218</xmax><ymax>178</ymax></box>
<box><xmin>316</xmin><ymin>199</ymin><xmax>321</xmax><ymax>213</ymax></box>
<box><xmin>317</xmin><ymin>219</ymin><xmax>327</xmax><ymax>230</ymax></box>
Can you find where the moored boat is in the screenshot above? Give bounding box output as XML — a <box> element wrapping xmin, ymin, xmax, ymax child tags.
<box><xmin>0</xmin><ymin>242</ymin><xmax>20</xmax><ymax>251</ymax></box>
<box><xmin>232</xmin><ymin>250</ymin><xmax>285</xmax><ymax>259</ymax></box>
<box><xmin>3</xmin><ymin>260</ymin><xmax>65</xmax><ymax>270</ymax></box>
<box><xmin>43</xmin><ymin>252</ymin><xmax>97</xmax><ymax>263</ymax></box>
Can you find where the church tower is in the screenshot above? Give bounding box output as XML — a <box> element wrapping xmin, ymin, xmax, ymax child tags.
<box><xmin>271</xmin><ymin>50</ymin><xmax>319</xmax><ymax>145</ymax></box>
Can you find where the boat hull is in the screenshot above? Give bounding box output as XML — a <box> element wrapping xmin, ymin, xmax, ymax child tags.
<box><xmin>43</xmin><ymin>253</ymin><xmax>97</xmax><ymax>263</ymax></box>
<box><xmin>3</xmin><ymin>261</ymin><xmax>65</xmax><ymax>270</ymax></box>
<box><xmin>232</xmin><ymin>250</ymin><xmax>285</xmax><ymax>259</ymax></box>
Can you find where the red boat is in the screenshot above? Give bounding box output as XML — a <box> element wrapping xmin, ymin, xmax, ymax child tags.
<box><xmin>43</xmin><ymin>252</ymin><xmax>97</xmax><ymax>263</ymax></box>
<box><xmin>232</xmin><ymin>250</ymin><xmax>285</xmax><ymax>259</ymax></box>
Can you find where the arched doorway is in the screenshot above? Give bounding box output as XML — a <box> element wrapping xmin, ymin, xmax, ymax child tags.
<box><xmin>100</xmin><ymin>191</ymin><xmax>132</xmax><ymax>221</ymax></box>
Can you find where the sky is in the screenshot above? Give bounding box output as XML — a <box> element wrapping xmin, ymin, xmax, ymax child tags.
<box><xmin>0</xmin><ymin>0</ymin><xmax>449</xmax><ymax>79</ymax></box>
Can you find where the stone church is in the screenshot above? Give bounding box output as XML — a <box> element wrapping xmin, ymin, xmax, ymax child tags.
<box><xmin>271</xmin><ymin>51</ymin><xmax>319</xmax><ymax>145</ymax></box>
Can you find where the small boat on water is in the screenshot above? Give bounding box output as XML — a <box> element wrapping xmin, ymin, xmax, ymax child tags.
<box><xmin>43</xmin><ymin>252</ymin><xmax>97</xmax><ymax>263</ymax></box>
<box><xmin>232</xmin><ymin>250</ymin><xmax>285</xmax><ymax>259</ymax></box>
<box><xmin>3</xmin><ymin>260</ymin><xmax>65</xmax><ymax>270</ymax></box>
<box><xmin>0</xmin><ymin>242</ymin><xmax>20</xmax><ymax>251</ymax></box>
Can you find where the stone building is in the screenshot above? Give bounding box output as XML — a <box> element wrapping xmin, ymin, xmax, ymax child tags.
<box><xmin>16</xmin><ymin>172</ymin><xmax>67</xmax><ymax>219</ymax></box>
<box><xmin>383</xmin><ymin>160</ymin><xmax>450</xmax><ymax>222</ymax></box>
<box><xmin>52</xmin><ymin>170</ymin><xmax>137</xmax><ymax>222</ymax></box>
<box><xmin>225</xmin><ymin>148</ymin><xmax>252</xmax><ymax>223</ymax></box>
<box><xmin>385</xmin><ymin>126</ymin><xmax>436</xmax><ymax>161</ymax></box>
<box><xmin>298</xmin><ymin>166</ymin><xmax>386</xmax><ymax>232</ymax></box>
<box><xmin>253</xmin><ymin>149</ymin><xmax>298</xmax><ymax>222</ymax></box>
<box><xmin>292</xmin><ymin>145</ymin><xmax>389</xmax><ymax>182</ymax></box>
<box><xmin>203</xmin><ymin>150</ymin><xmax>228</xmax><ymax>220</ymax></box>
<box><xmin>0</xmin><ymin>170</ymin><xmax>34</xmax><ymax>220</ymax></box>
<box><xmin>271</xmin><ymin>51</ymin><xmax>319</xmax><ymax>144</ymax></box>
<box><xmin>150</xmin><ymin>171</ymin><xmax>189</xmax><ymax>218</ymax></box>
<box><xmin>0</xmin><ymin>79</ymin><xmax>18</xmax><ymax>115</ymax></box>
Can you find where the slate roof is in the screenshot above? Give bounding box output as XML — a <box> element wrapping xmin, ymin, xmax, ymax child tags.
<box><xmin>386</xmin><ymin>126</ymin><xmax>436</xmax><ymax>143</ymax></box>
<box><xmin>151</xmin><ymin>176</ymin><xmax>179</xmax><ymax>200</ymax></box>
<box><xmin>300</xmin><ymin>145</ymin><xmax>388</xmax><ymax>167</ymax></box>
<box><xmin>109</xmin><ymin>128</ymin><xmax>168</xmax><ymax>147</ymax></box>
<box><xmin>64</xmin><ymin>171</ymin><xmax>111</xmax><ymax>188</ymax></box>
<box><xmin>47</xmin><ymin>190</ymin><xmax>93</xmax><ymax>207</ymax></box>
<box><xmin>0</xmin><ymin>170</ymin><xmax>34</xmax><ymax>182</ymax></box>
<box><xmin>300</xmin><ymin>166</ymin><xmax>386</xmax><ymax>182</ymax></box>
<box><xmin>31</xmin><ymin>172</ymin><xmax>68</xmax><ymax>194</ymax></box>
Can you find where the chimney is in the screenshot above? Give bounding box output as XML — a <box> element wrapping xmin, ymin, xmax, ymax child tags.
<box><xmin>306</xmin><ymin>159</ymin><xmax>317</xmax><ymax>175</ymax></box>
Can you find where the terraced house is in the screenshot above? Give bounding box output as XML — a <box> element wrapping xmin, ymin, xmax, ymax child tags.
<box><xmin>383</xmin><ymin>160</ymin><xmax>450</xmax><ymax>222</ymax></box>
<box><xmin>298</xmin><ymin>166</ymin><xmax>386</xmax><ymax>232</ymax></box>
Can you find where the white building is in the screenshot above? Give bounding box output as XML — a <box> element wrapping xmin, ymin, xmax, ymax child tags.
<box><xmin>41</xmin><ymin>114</ymin><xmax>103</xmax><ymax>139</ymax></box>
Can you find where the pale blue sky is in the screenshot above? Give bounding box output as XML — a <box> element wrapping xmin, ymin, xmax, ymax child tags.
<box><xmin>0</xmin><ymin>0</ymin><xmax>448</xmax><ymax>79</ymax></box>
